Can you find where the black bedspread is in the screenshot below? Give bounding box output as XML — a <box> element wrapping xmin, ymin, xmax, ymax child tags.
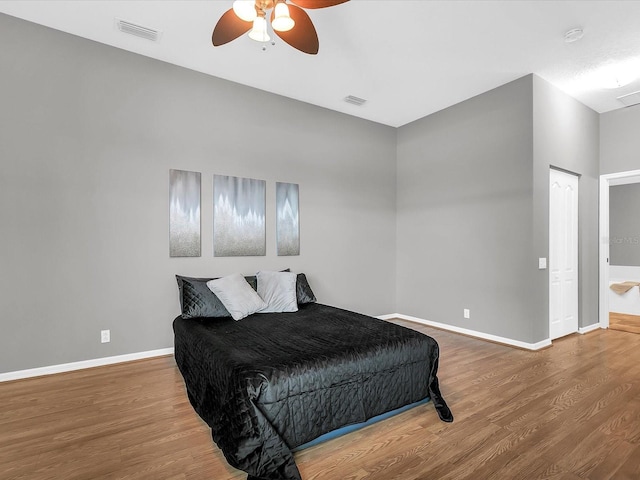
<box><xmin>173</xmin><ymin>303</ymin><xmax>452</xmax><ymax>480</ymax></box>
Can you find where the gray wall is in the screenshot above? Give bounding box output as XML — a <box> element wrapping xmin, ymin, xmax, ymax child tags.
<box><xmin>0</xmin><ymin>12</ymin><xmax>608</xmax><ymax>373</ymax></box>
<box><xmin>609</xmin><ymin>184</ymin><xmax>640</xmax><ymax>266</ymax></box>
<box><xmin>396</xmin><ymin>76</ymin><xmax>536</xmax><ymax>343</ymax></box>
<box><xmin>0</xmin><ymin>14</ymin><xmax>397</xmax><ymax>374</ymax></box>
<box><xmin>532</xmin><ymin>76</ymin><xmax>600</xmax><ymax>335</ymax></box>
<box><xmin>396</xmin><ymin>75</ymin><xmax>600</xmax><ymax>344</ymax></box>
<box><xmin>601</xmin><ymin>105</ymin><xmax>640</xmax><ymax>268</ymax></box>
<box><xmin>601</xmin><ymin>105</ymin><xmax>640</xmax><ymax>175</ymax></box>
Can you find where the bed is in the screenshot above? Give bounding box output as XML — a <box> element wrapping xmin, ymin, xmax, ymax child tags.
<box><xmin>174</xmin><ymin>289</ymin><xmax>452</xmax><ymax>480</ymax></box>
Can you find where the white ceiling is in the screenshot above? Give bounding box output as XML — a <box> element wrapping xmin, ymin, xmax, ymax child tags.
<box><xmin>2</xmin><ymin>0</ymin><xmax>640</xmax><ymax>127</ymax></box>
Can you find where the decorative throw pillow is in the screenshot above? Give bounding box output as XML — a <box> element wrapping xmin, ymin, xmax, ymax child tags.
<box><xmin>279</xmin><ymin>269</ymin><xmax>317</xmax><ymax>305</ymax></box>
<box><xmin>244</xmin><ymin>275</ymin><xmax>258</xmax><ymax>291</ymax></box>
<box><xmin>206</xmin><ymin>273</ymin><xmax>267</xmax><ymax>321</ymax></box>
<box><xmin>295</xmin><ymin>273</ymin><xmax>317</xmax><ymax>305</ymax></box>
<box><xmin>257</xmin><ymin>271</ymin><xmax>298</xmax><ymax>313</ymax></box>
<box><xmin>175</xmin><ymin>275</ymin><xmax>230</xmax><ymax>319</ymax></box>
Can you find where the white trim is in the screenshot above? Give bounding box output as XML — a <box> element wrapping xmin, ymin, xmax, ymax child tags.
<box><xmin>378</xmin><ymin>314</ymin><xmax>551</xmax><ymax>351</ymax></box>
<box><xmin>599</xmin><ymin>169</ymin><xmax>640</xmax><ymax>330</ymax></box>
<box><xmin>0</xmin><ymin>348</ymin><xmax>174</xmax><ymax>383</ymax></box>
<box><xmin>600</xmin><ymin>174</ymin><xmax>611</xmax><ymax>329</ymax></box>
<box><xmin>578</xmin><ymin>323</ymin><xmax>602</xmax><ymax>335</ymax></box>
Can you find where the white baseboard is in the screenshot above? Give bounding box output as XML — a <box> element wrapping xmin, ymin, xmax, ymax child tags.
<box><xmin>378</xmin><ymin>313</ymin><xmax>552</xmax><ymax>351</ymax></box>
<box><xmin>3</xmin><ymin>317</ymin><xmax>598</xmax><ymax>383</ymax></box>
<box><xmin>0</xmin><ymin>347</ymin><xmax>174</xmax><ymax>383</ymax></box>
<box><xmin>578</xmin><ymin>323</ymin><xmax>602</xmax><ymax>335</ymax></box>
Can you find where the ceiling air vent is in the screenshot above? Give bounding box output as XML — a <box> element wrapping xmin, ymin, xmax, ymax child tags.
<box><xmin>617</xmin><ymin>90</ymin><xmax>640</xmax><ymax>107</ymax></box>
<box><xmin>116</xmin><ymin>18</ymin><xmax>162</xmax><ymax>42</ymax></box>
<box><xmin>344</xmin><ymin>95</ymin><xmax>367</xmax><ymax>106</ymax></box>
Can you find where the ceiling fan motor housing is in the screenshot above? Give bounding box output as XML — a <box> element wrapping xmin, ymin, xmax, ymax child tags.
<box><xmin>256</xmin><ymin>0</ymin><xmax>276</xmax><ymax>11</ymax></box>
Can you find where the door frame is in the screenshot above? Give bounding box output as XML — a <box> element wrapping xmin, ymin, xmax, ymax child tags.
<box><xmin>598</xmin><ymin>168</ymin><xmax>640</xmax><ymax>329</ymax></box>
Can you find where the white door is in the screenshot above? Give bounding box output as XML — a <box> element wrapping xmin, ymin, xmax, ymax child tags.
<box><xmin>549</xmin><ymin>169</ymin><xmax>579</xmax><ymax>340</ymax></box>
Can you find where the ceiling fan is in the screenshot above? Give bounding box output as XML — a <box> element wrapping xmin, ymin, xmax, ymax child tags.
<box><xmin>212</xmin><ymin>0</ymin><xmax>349</xmax><ymax>55</ymax></box>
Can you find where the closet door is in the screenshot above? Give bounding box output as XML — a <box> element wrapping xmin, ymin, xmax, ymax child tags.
<box><xmin>549</xmin><ymin>169</ymin><xmax>579</xmax><ymax>340</ymax></box>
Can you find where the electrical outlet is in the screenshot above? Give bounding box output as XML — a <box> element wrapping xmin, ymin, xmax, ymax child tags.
<box><xmin>101</xmin><ymin>329</ymin><xmax>110</xmax><ymax>343</ymax></box>
<box><xmin>463</xmin><ymin>309</ymin><xmax>470</xmax><ymax>319</ymax></box>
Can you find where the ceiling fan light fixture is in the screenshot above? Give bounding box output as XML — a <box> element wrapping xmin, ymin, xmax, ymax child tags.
<box><xmin>233</xmin><ymin>0</ymin><xmax>257</xmax><ymax>22</ymax></box>
<box><xmin>248</xmin><ymin>14</ymin><xmax>271</xmax><ymax>42</ymax></box>
<box><xmin>272</xmin><ymin>2</ymin><xmax>295</xmax><ymax>32</ymax></box>
<box><xmin>212</xmin><ymin>0</ymin><xmax>348</xmax><ymax>54</ymax></box>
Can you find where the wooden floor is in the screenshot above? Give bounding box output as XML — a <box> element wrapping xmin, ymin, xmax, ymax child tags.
<box><xmin>610</xmin><ymin>311</ymin><xmax>640</xmax><ymax>334</ymax></box>
<box><xmin>2</xmin><ymin>323</ymin><xmax>640</xmax><ymax>480</ymax></box>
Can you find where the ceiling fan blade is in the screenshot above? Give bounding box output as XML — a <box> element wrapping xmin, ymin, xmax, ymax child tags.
<box><xmin>290</xmin><ymin>0</ymin><xmax>349</xmax><ymax>8</ymax></box>
<box><xmin>272</xmin><ymin>4</ymin><xmax>319</xmax><ymax>54</ymax></box>
<box><xmin>212</xmin><ymin>8</ymin><xmax>252</xmax><ymax>46</ymax></box>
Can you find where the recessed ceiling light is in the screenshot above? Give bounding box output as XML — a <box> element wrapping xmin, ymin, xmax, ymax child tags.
<box><xmin>564</xmin><ymin>28</ymin><xmax>584</xmax><ymax>43</ymax></box>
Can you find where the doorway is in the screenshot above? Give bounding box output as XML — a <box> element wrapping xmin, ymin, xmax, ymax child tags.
<box><xmin>599</xmin><ymin>169</ymin><xmax>640</xmax><ymax>329</ymax></box>
<box><xmin>549</xmin><ymin>168</ymin><xmax>579</xmax><ymax>340</ymax></box>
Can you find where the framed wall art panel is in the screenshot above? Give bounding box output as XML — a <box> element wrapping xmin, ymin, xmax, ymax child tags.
<box><xmin>169</xmin><ymin>169</ymin><xmax>201</xmax><ymax>257</ymax></box>
<box><xmin>213</xmin><ymin>175</ymin><xmax>266</xmax><ymax>257</ymax></box>
<box><xmin>276</xmin><ymin>182</ymin><xmax>300</xmax><ymax>256</ymax></box>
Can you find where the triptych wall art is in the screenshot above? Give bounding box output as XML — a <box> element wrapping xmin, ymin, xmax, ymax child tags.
<box><xmin>168</xmin><ymin>170</ymin><xmax>299</xmax><ymax>258</ymax></box>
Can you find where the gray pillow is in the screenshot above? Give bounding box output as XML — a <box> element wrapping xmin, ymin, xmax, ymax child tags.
<box><xmin>257</xmin><ymin>271</ymin><xmax>298</xmax><ymax>313</ymax></box>
<box><xmin>295</xmin><ymin>273</ymin><xmax>317</xmax><ymax>305</ymax></box>
<box><xmin>280</xmin><ymin>269</ymin><xmax>317</xmax><ymax>305</ymax></box>
<box><xmin>207</xmin><ymin>273</ymin><xmax>267</xmax><ymax>321</ymax></box>
<box><xmin>176</xmin><ymin>275</ymin><xmax>230</xmax><ymax>319</ymax></box>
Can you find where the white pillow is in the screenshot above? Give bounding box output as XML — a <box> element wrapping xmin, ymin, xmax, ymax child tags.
<box><xmin>256</xmin><ymin>270</ymin><xmax>298</xmax><ymax>313</ymax></box>
<box><xmin>206</xmin><ymin>273</ymin><xmax>267</xmax><ymax>321</ymax></box>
